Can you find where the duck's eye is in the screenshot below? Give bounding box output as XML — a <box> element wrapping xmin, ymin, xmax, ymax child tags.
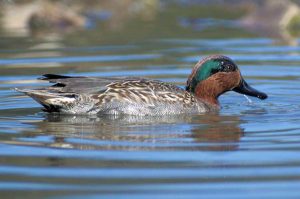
<box><xmin>220</xmin><ymin>61</ymin><xmax>236</xmax><ymax>72</ymax></box>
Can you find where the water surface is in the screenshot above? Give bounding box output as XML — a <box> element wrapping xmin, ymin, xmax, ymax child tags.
<box><xmin>1</xmin><ymin>3</ymin><xmax>300</xmax><ymax>199</ymax></box>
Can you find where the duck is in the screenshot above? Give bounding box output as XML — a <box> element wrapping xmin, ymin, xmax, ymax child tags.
<box><xmin>15</xmin><ymin>55</ymin><xmax>267</xmax><ymax>115</ymax></box>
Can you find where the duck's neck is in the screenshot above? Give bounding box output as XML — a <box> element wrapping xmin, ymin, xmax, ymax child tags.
<box><xmin>193</xmin><ymin>80</ymin><xmax>222</xmax><ymax>108</ymax></box>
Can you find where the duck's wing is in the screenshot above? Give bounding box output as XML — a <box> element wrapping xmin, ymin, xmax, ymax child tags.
<box><xmin>15</xmin><ymin>74</ymin><xmax>194</xmax><ymax>114</ymax></box>
<box><xmin>15</xmin><ymin>74</ymin><xmax>149</xmax><ymax>111</ymax></box>
<box><xmin>38</xmin><ymin>74</ymin><xmax>148</xmax><ymax>94</ymax></box>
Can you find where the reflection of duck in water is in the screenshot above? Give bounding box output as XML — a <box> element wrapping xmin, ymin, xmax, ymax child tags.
<box><xmin>190</xmin><ymin>114</ymin><xmax>244</xmax><ymax>151</ymax></box>
<box><xmin>16</xmin><ymin>55</ymin><xmax>267</xmax><ymax>115</ymax></box>
<box><xmin>18</xmin><ymin>113</ymin><xmax>244</xmax><ymax>151</ymax></box>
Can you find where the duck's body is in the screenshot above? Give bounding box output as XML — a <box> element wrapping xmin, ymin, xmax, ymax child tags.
<box><xmin>17</xmin><ymin>75</ymin><xmax>214</xmax><ymax>115</ymax></box>
<box><xmin>16</xmin><ymin>55</ymin><xmax>267</xmax><ymax>115</ymax></box>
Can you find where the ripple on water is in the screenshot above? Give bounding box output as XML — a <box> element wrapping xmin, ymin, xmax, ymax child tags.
<box><xmin>1</xmin><ymin>37</ymin><xmax>300</xmax><ymax>198</ymax></box>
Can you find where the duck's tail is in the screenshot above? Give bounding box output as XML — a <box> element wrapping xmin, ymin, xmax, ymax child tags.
<box><xmin>15</xmin><ymin>88</ymin><xmax>76</xmax><ymax>112</ymax></box>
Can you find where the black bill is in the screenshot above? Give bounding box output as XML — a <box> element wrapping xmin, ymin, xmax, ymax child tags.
<box><xmin>233</xmin><ymin>79</ymin><xmax>267</xmax><ymax>100</ymax></box>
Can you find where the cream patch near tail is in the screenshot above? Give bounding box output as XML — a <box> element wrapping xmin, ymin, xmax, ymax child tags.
<box><xmin>15</xmin><ymin>88</ymin><xmax>77</xmax><ymax>112</ymax></box>
<box><xmin>44</xmin><ymin>97</ymin><xmax>76</xmax><ymax>106</ymax></box>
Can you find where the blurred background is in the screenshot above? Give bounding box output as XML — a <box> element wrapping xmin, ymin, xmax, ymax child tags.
<box><xmin>1</xmin><ymin>0</ymin><xmax>300</xmax><ymax>74</ymax></box>
<box><xmin>2</xmin><ymin>0</ymin><xmax>300</xmax><ymax>42</ymax></box>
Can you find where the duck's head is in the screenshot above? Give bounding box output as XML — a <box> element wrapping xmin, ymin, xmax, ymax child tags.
<box><xmin>186</xmin><ymin>55</ymin><xmax>267</xmax><ymax>107</ymax></box>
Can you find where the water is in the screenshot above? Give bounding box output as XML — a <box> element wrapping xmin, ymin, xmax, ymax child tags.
<box><xmin>1</xmin><ymin>2</ymin><xmax>300</xmax><ymax>199</ymax></box>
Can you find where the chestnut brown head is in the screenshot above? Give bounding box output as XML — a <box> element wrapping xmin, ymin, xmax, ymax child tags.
<box><xmin>186</xmin><ymin>55</ymin><xmax>267</xmax><ymax>106</ymax></box>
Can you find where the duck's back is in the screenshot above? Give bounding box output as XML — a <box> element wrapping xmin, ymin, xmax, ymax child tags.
<box><xmin>16</xmin><ymin>74</ymin><xmax>209</xmax><ymax>115</ymax></box>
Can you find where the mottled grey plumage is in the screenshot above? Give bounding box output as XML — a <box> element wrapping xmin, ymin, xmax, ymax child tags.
<box><xmin>16</xmin><ymin>74</ymin><xmax>212</xmax><ymax>115</ymax></box>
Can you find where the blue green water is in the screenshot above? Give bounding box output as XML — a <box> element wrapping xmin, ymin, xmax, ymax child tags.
<box><xmin>1</xmin><ymin>2</ymin><xmax>300</xmax><ymax>199</ymax></box>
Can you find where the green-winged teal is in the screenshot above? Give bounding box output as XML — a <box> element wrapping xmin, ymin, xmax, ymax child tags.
<box><xmin>16</xmin><ymin>55</ymin><xmax>267</xmax><ymax>115</ymax></box>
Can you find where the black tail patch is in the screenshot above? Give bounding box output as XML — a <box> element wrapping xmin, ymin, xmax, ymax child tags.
<box><xmin>42</xmin><ymin>104</ymin><xmax>61</xmax><ymax>113</ymax></box>
<box><xmin>39</xmin><ymin>74</ymin><xmax>73</xmax><ymax>80</ymax></box>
